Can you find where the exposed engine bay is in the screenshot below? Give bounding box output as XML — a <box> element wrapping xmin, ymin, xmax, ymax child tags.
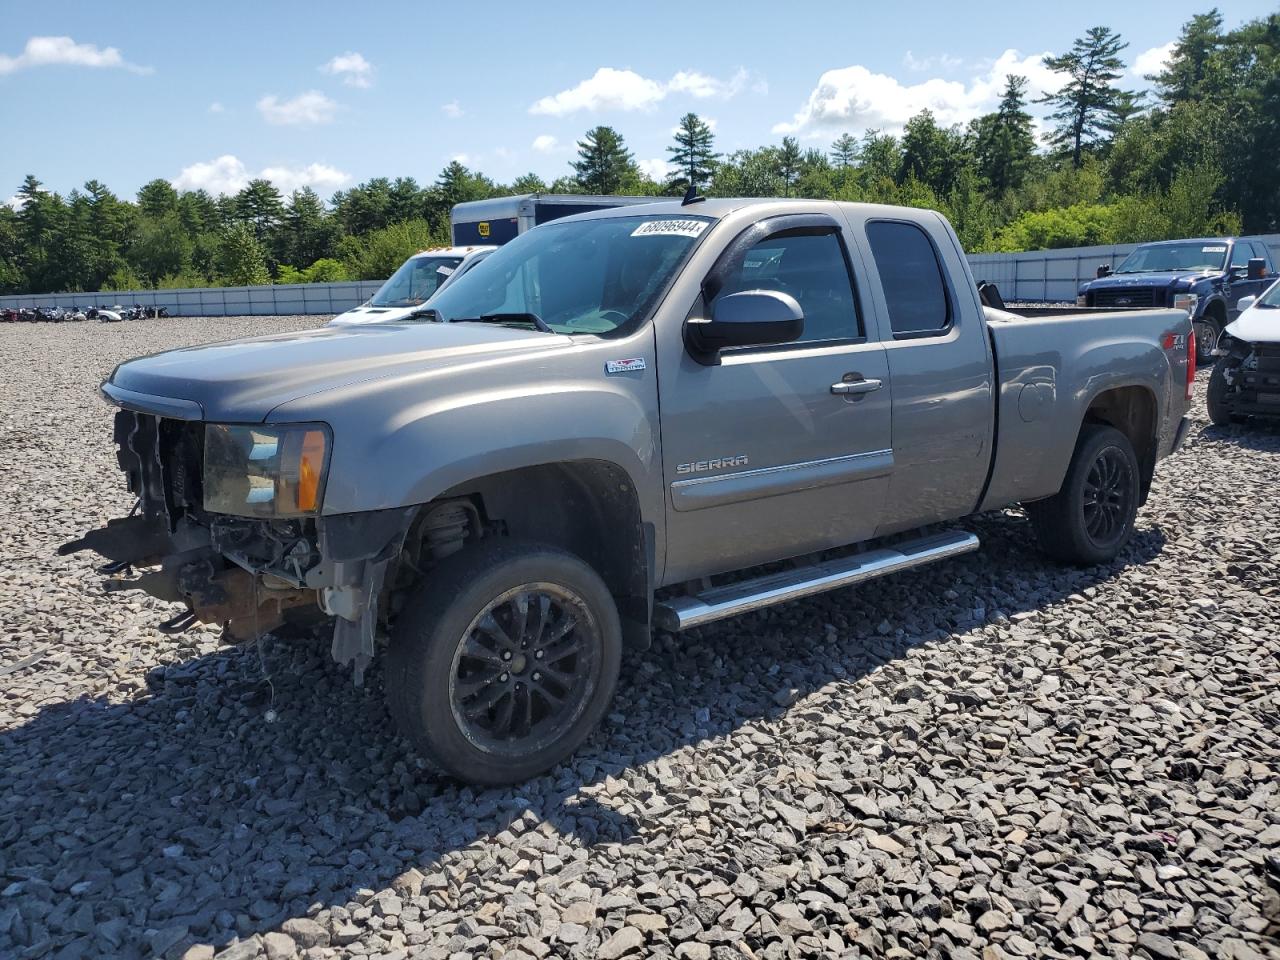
<box><xmin>58</xmin><ymin>409</ymin><xmax>467</xmax><ymax>683</ymax></box>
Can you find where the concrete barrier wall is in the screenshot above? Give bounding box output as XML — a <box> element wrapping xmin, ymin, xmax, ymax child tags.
<box><xmin>3</xmin><ymin>234</ymin><xmax>1279</xmax><ymax>314</ymax></box>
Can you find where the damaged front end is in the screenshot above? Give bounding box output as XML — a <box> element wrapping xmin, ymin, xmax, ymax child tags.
<box><xmin>61</xmin><ymin>407</ymin><xmax>415</xmax><ymax>683</ymax></box>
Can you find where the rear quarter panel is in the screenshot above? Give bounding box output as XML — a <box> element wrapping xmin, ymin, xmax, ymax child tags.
<box><xmin>979</xmin><ymin>308</ymin><xmax>1190</xmax><ymax>511</ymax></box>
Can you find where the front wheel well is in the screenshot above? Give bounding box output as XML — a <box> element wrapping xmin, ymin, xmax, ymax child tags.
<box><xmin>1082</xmin><ymin>385</ymin><xmax>1157</xmax><ymax>504</ymax></box>
<box><xmin>1202</xmin><ymin>299</ymin><xmax>1227</xmax><ymax>325</ymax></box>
<box><xmin>406</xmin><ymin>461</ymin><xmax>652</xmax><ymax>645</ymax></box>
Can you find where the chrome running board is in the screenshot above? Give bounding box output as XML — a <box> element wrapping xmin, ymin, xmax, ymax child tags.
<box><xmin>654</xmin><ymin>530</ymin><xmax>979</xmax><ymax>631</ymax></box>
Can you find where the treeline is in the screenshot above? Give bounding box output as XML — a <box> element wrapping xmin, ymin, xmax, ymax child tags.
<box><xmin>1</xmin><ymin>9</ymin><xmax>1276</xmax><ymax>295</ymax></box>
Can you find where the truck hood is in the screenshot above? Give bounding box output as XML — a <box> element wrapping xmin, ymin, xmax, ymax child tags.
<box><xmin>1225</xmin><ymin>306</ymin><xmax>1280</xmax><ymax>345</ymax></box>
<box><xmin>1088</xmin><ymin>270</ymin><xmax>1217</xmax><ymax>289</ymax></box>
<box><xmin>108</xmin><ymin>322</ymin><xmax>560</xmax><ymax>422</ymax></box>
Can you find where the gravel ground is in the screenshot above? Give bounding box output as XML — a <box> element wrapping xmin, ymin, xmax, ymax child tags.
<box><xmin>1</xmin><ymin>316</ymin><xmax>1277</xmax><ymax>960</ymax></box>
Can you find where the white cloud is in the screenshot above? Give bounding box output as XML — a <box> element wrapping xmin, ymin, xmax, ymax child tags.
<box><xmin>638</xmin><ymin>158</ymin><xmax>673</xmax><ymax>181</ymax></box>
<box><xmin>1132</xmin><ymin>42</ymin><xmax>1174</xmax><ymax>81</ymax></box>
<box><xmin>208</xmin><ymin>101</ymin><xmax>225</xmax><ymax>114</ymax></box>
<box><xmin>451</xmin><ymin>153</ymin><xmax>469</xmax><ymax>164</ymax></box>
<box><xmin>531</xmin><ymin>134</ymin><xmax>559</xmax><ymax>153</ymax></box>
<box><xmin>667</xmin><ymin>68</ymin><xmax>747</xmax><ymax>99</ymax></box>
<box><xmin>4</xmin><ymin>194</ymin><xmax>26</xmax><ymax>211</ymax></box>
<box><xmin>321</xmin><ymin>51</ymin><xmax>373</xmax><ymax>88</ymax></box>
<box><xmin>171</xmin><ymin>155</ymin><xmax>351</xmax><ymax>196</ymax></box>
<box><xmin>903</xmin><ymin>51</ymin><xmax>963</xmax><ymax>73</ymax></box>
<box><xmin>258</xmin><ymin>163</ymin><xmax>351</xmax><ymax>194</ymax></box>
<box><xmin>441</xmin><ymin>100</ymin><xmax>463</xmax><ymax>118</ymax></box>
<box><xmin>530</xmin><ymin>66</ymin><xmax>752</xmax><ymax>116</ymax></box>
<box><xmin>0</xmin><ymin>36</ymin><xmax>152</xmax><ymax>76</ymax></box>
<box><xmin>257</xmin><ymin>90</ymin><xmax>338</xmax><ymax>126</ymax></box>
<box><xmin>773</xmin><ymin>48</ymin><xmax>1058</xmax><ymax>137</ymax></box>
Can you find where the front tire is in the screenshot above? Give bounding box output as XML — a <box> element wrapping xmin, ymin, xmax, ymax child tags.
<box><xmin>386</xmin><ymin>539</ymin><xmax>622</xmax><ymax>785</ymax></box>
<box><xmin>1025</xmin><ymin>424</ymin><xmax>1140</xmax><ymax>566</ymax></box>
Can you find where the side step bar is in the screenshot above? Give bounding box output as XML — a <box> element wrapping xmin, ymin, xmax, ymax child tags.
<box><xmin>654</xmin><ymin>530</ymin><xmax>979</xmax><ymax>632</ymax></box>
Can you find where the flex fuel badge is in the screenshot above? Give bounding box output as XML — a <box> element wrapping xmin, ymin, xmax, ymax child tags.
<box><xmin>605</xmin><ymin>358</ymin><xmax>646</xmax><ymax>374</ymax></box>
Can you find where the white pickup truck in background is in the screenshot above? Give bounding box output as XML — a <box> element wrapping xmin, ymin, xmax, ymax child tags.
<box><xmin>329</xmin><ymin>246</ymin><xmax>495</xmax><ymax>325</ymax></box>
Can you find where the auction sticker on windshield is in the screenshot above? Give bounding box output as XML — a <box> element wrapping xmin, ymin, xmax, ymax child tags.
<box><xmin>1203</xmin><ymin>246</ymin><xmax>1227</xmax><ymax>253</ymax></box>
<box><xmin>631</xmin><ymin>219</ymin><xmax>709</xmax><ymax>238</ymax></box>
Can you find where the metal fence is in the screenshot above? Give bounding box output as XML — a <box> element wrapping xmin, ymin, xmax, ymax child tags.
<box><xmin>0</xmin><ymin>280</ymin><xmax>386</xmax><ymax>317</ymax></box>
<box><xmin>4</xmin><ymin>234</ymin><xmax>1280</xmax><ymax>315</ymax></box>
<box><xmin>967</xmin><ymin>234</ymin><xmax>1280</xmax><ymax>303</ymax></box>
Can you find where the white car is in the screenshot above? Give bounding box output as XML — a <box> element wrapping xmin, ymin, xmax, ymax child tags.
<box><xmin>1208</xmin><ymin>279</ymin><xmax>1280</xmax><ymax>424</ymax></box>
<box><xmin>330</xmin><ymin>246</ymin><xmax>496</xmax><ymax>325</ymax></box>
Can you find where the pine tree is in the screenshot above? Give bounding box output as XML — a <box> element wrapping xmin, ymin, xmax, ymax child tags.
<box><xmin>510</xmin><ymin>172</ymin><xmax>549</xmax><ymax>194</ymax></box>
<box><xmin>830</xmin><ymin>133</ymin><xmax>859</xmax><ymax>169</ymax></box>
<box><xmin>1039</xmin><ymin>26</ymin><xmax>1135</xmax><ymax>167</ymax></box>
<box><xmin>776</xmin><ymin>137</ymin><xmax>803</xmax><ymax>196</ymax></box>
<box><xmin>1154</xmin><ymin>9</ymin><xmax>1225</xmax><ymax>103</ymax></box>
<box><xmin>279</xmin><ymin>188</ymin><xmax>336</xmax><ymax>269</ymax></box>
<box><xmin>137</xmin><ymin>179</ymin><xmax>179</xmax><ymax>220</ymax></box>
<box><xmin>666</xmin><ymin>113</ymin><xmax>718</xmax><ymax>193</ymax></box>
<box><xmin>572</xmin><ymin>126</ymin><xmax>637</xmax><ymax>194</ymax></box>
<box><xmin>233</xmin><ymin>179</ymin><xmax>284</xmax><ymax>241</ymax></box>
<box><xmin>972</xmin><ymin>75</ymin><xmax>1037</xmax><ymax>193</ymax></box>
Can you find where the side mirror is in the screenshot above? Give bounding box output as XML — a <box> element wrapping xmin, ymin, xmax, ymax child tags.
<box><xmin>1237</xmin><ymin>296</ymin><xmax>1257</xmax><ymax>313</ymax></box>
<box><xmin>1248</xmin><ymin>257</ymin><xmax>1266</xmax><ymax>281</ymax></box>
<box><xmin>685</xmin><ymin>290</ymin><xmax>804</xmax><ymax>364</ymax></box>
<box><xmin>1097</xmin><ymin>264</ymin><xmax>1113</xmax><ymax>278</ymax></box>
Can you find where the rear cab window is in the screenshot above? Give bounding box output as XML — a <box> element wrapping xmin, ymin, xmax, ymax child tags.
<box><xmin>865</xmin><ymin>220</ymin><xmax>951</xmax><ymax>338</ymax></box>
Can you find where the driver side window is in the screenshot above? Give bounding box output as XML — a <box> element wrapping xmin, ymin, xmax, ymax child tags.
<box><xmin>713</xmin><ymin>231</ymin><xmax>862</xmax><ymax>345</ymax></box>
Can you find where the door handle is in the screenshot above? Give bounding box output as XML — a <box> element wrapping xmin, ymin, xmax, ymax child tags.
<box><xmin>831</xmin><ymin>377</ymin><xmax>883</xmax><ymax>396</ymax></box>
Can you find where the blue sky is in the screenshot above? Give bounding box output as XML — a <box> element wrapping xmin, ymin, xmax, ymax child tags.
<box><xmin>2</xmin><ymin>0</ymin><xmax>1274</xmax><ymax>204</ymax></box>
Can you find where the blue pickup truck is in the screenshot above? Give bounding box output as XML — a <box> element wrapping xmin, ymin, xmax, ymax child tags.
<box><xmin>1077</xmin><ymin>238</ymin><xmax>1275</xmax><ymax>363</ymax></box>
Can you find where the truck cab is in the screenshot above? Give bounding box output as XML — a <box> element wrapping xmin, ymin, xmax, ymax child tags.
<box><xmin>1078</xmin><ymin>237</ymin><xmax>1276</xmax><ymax>362</ymax></box>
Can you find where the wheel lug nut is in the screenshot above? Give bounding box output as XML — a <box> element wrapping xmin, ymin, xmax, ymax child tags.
<box><xmin>499</xmin><ymin>672</ymin><xmax>509</xmax><ymax>682</ymax></box>
<box><xmin>534</xmin><ymin>650</ymin><xmax>543</xmax><ymax>659</ymax></box>
<box><xmin>532</xmin><ymin>672</ymin><xmax>541</xmax><ymax>681</ymax></box>
<box><xmin>501</xmin><ymin>651</ymin><xmax>512</xmax><ymax>661</ymax></box>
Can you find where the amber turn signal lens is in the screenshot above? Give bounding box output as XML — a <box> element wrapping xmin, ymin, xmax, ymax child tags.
<box><xmin>297</xmin><ymin>429</ymin><xmax>327</xmax><ymax>513</ymax></box>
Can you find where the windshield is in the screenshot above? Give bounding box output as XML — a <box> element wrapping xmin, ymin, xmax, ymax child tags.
<box><xmin>422</xmin><ymin>214</ymin><xmax>711</xmax><ymax>335</ymax></box>
<box><xmin>1115</xmin><ymin>242</ymin><xmax>1228</xmax><ymax>274</ymax></box>
<box><xmin>370</xmin><ymin>256</ymin><xmax>463</xmax><ymax>307</ymax></box>
<box><xmin>1257</xmin><ymin>279</ymin><xmax>1280</xmax><ymax>308</ymax></box>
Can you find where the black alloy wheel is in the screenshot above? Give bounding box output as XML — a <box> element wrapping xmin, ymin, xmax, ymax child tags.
<box><xmin>1082</xmin><ymin>446</ymin><xmax>1134</xmax><ymax>550</ymax></box>
<box><xmin>449</xmin><ymin>584</ymin><xmax>600</xmax><ymax>757</ymax></box>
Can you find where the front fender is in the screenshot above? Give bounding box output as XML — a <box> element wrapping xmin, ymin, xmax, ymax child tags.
<box><xmin>267</xmin><ymin>334</ymin><xmax>663</xmax><ymax>527</ymax></box>
<box><xmin>1194</xmin><ymin>292</ymin><xmax>1227</xmax><ymax>321</ymax></box>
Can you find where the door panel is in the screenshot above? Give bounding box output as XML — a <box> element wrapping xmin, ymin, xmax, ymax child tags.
<box><xmin>1229</xmin><ymin>242</ymin><xmax>1267</xmax><ymax>316</ymax></box>
<box><xmin>850</xmin><ymin>212</ymin><xmax>995</xmax><ymax>534</ymax></box>
<box><xmin>656</xmin><ymin>214</ymin><xmax>893</xmax><ymax>584</ymax></box>
<box><xmin>659</xmin><ymin>341</ymin><xmax>892</xmax><ymax>582</ymax></box>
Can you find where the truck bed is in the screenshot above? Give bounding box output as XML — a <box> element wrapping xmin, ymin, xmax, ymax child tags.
<box><xmin>978</xmin><ymin>307</ymin><xmax>1191</xmax><ymax>513</ymax></box>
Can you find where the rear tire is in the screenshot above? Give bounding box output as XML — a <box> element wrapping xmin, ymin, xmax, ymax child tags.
<box><xmin>1206</xmin><ymin>359</ymin><xmax>1237</xmax><ymax>426</ymax></box>
<box><xmin>1025</xmin><ymin>424</ymin><xmax>1140</xmax><ymax>566</ymax></box>
<box><xmin>386</xmin><ymin>538</ymin><xmax>622</xmax><ymax>786</ymax></box>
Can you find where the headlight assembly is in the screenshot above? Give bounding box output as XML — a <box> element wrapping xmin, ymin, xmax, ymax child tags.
<box><xmin>1173</xmin><ymin>293</ymin><xmax>1199</xmax><ymax>315</ymax></box>
<box><xmin>203</xmin><ymin>423</ymin><xmax>330</xmax><ymax>518</ymax></box>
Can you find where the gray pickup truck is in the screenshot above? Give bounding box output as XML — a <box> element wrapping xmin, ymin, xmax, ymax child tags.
<box><xmin>64</xmin><ymin>199</ymin><xmax>1194</xmax><ymax>784</ymax></box>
